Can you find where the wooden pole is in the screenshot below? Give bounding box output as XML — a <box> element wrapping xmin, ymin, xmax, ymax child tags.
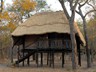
<box><xmin>62</xmin><ymin>52</ymin><xmax>65</xmax><ymax>67</ymax></box>
<box><xmin>77</xmin><ymin>42</ymin><xmax>81</xmax><ymax>66</ymax></box>
<box><xmin>36</xmin><ymin>52</ymin><xmax>38</xmax><ymax>67</ymax></box>
<box><xmin>22</xmin><ymin>36</ymin><xmax>25</xmax><ymax>66</ymax></box>
<box><xmin>76</xmin><ymin>36</ymin><xmax>81</xmax><ymax>66</ymax></box>
<box><xmin>17</xmin><ymin>45</ymin><xmax>20</xmax><ymax>67</ymax></box>
<box><xmin>41</xmin><ymin>52</ymin><xmax>43</xmax><ymax>67</ymax></box>
<box><xmin>27</xmin><ymin>53</ymin><xmax>30</xmax><ymax>66</ymax></box>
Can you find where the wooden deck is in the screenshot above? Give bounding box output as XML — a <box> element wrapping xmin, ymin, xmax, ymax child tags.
<box><xmin>12</xmin><ymin>38</ymin><xmax>81</xmax><ymax>68</ymax></box>
<box><xmin>16</xmin><ymin>48</ymin><xmax>72</xmax><ymax>68</ymax></box>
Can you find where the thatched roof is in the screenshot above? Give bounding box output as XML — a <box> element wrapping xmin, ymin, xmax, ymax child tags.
<box><xmin>12</xmin><ymin>11</ymin><xmax>86</xmax><ymax>46</ymax></box>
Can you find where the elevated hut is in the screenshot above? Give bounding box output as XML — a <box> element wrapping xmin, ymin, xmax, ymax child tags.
<box><xmin>11</xmin><ymin>11</ymin><xmax>85</xmax><ymax>67</ymax></box>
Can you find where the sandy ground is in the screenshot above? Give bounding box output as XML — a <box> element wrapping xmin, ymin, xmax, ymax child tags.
<box><xmin>0</xmin><ymin>60</ymin><xmax>95</xmax><ymax>72</ymax></box>
<box><xmin>0</xmin><ymin>65</ymin><xmax>96</xmax><ymax>72</ymax></box>
<box><xmin>0</xmin><ymin>55</ymin><xmax>96</xmax><ymax>72</ymax></box>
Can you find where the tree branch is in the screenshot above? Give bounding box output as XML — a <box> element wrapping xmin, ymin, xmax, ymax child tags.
<box><xmin>76</xmin><ymin>3</ymin><xmax>84</xmax><ymax>18</ymax></box>
<box><xmin>73</xmin><ymin>0</ymin><xmax>79</xmax><ymax>9</ymax></box>
<box><xmin>87</xmin><ymin>2</ymin><xmax>96</xmax><ymax>10</ymax></box>
<box><xmin>85</xmin><ymin>10</ymin><xmax>96</xmax><ymax>18</ymax></box>
<box><xmin>75</xmin><ymin>10</ymin><xmax>81</xmax><ymax>15</ymax></box>
<box><xmin>59</xmin><ymin>0</ymin><xmax>70</xmax><ymax>19</ymax></box>
<box><xmin>80</xmin><ymin>0</ymin><xmax>88</xmax><ymax>7</ymax></box>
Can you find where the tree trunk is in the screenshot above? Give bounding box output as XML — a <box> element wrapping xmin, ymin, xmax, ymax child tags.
<box><xmin>58</xmin><ymin>0</ymin><xmax>78</xmax><ymax>69</ymax></box>
<box><xmin>69</xmin><ymin>20</ymin><xmax>78</xmax><ymax>69</ymax></box>
<box><xmin>83</xmin><ymin>18</ymin><xmax>91</xmax><ymax>67</ymax></box>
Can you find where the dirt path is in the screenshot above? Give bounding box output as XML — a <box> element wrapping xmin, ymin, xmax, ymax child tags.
<box><xmin>0</xmin><ymin>57</ymin><xmax>96</xmax><ymax>72</ymax></box>
<box><xmin>0</xmin><ymin>66</ymin><xmax>96</xmax><ymax>72</ymax></box>
<box><xmin>0</xmin><ymin>62</ymin><xmax>96</xmax><ymax>72</ymax></box>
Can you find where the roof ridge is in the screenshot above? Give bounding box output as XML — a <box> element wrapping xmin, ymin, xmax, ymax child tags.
<box><xmin>20</xmin><ymin>22</ymin><xmax>68</xmax><ymax>27</ymax></box>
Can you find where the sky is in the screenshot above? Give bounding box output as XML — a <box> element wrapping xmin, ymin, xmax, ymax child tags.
<box><xmin>4</xmin><ymin>0</ymin><xmax>89</xmax><ymax>21</ymax></box>
<box><xmin>5</xmin><ymin>0</ymin><xmax>63</xmax><ymax>11</ymax></box>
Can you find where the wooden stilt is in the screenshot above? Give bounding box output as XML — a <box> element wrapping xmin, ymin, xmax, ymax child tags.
<box><xmin>36</xmin><ymin>53</ymin><xmax>38</xmax><ymax>67</ymax></box>
<box><xmin>17</xmin><ymin>45</ymin><xmax>20</xmax><ymax>67</ymax></box>
<box><xmin>62</xmin><ymin>52</ymin><xmax>65</xmax><ymax>68</ymax></box>
<box><xmin>47</xmin><ymin>53</ymin><xmax>49</xmax><ymax>65</ymax></box>
<box><xmin>76</xmin><ymin>36</ymin><xmax>81</xmax><ymax>66</ymax></box>
<box><xmin>49</xmin><ymin>51</ymin><xmax>52</xmax><ymax>67</ymax></box>
<box><xmin>22</xmin><ymin>36</ymin><xmax>25</xmax><ymax>66</ymax></box>
<box><xmin>33</xmin><ymin>54</ymin><xmax>35</xmax><ymax>60</ymax></box>
<box><xmin>77</xmin><ymin>43</ymin><xmax>81</xmax><ymax>66</ymax></box>
<box><xmin>27</xmin><ymin>52</ymin><xmax>30</xmax><ymax>66</ymax></box>
<box><xmin>41</xmin><ymin>52</ymin><xmax>43</xmax><ymax>67</ymax></box>
<box><xmin>52</xmin><ymin>51</ymin><xmax>54</xmax><ymax>68</ymax></box>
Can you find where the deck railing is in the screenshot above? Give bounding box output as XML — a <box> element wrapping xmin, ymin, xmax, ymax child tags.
<box><xmin>36</xmin><ymin>38</ymin><xmax>72</xmax><ymax>49</ymax></box>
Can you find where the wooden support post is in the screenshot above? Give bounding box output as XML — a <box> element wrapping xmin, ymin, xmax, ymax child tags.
<box><xmin>33</xmin><ymin>53</ymin><xmax>35</xmax><ymax>60</ymax></box>
<box><xmin>49</xmin><ymin>51</ymin><xmax>52</xmax><ymax>67</ymax></box>
<box><xmin>22</xmin><ymin>36</ymin><xmax>25</xmax><ymax>66</ymax></box>
<box><xmin>77</xmin><ymin>43</ymin><xmax>81</xmax><ymax>66</ymax></box>
<box><xmin>52</xmin><ymin>51</ymin><xmax>54</xmax><ymax>68</ymax></box>
<box><xmin>62</xmin><ymin>52</ymin><xmax>65</xmax><ymax>68</ymax></box>
<box><xmin>17</xmin><ymin>45</ymin><xmax>20</xmax><ymax>67</ymax></box>
<box><xmin>41</xmin><ymin>52</ymin><xmax>43</xmax><ymax>67</ymax></box>
<box><xmin>76</xmin><ymin>36</ymin><xmax>81</xmax><ymax>66</ymax></box>
<box><xmin>47</xmin><ymin>53</ymin><xmax>49</xmax><ymax>65</ymax></box>
<box><xmin>27</xmin><ymin>52</ymin><xmax>30</xmax><ymax>66</ymax></box>
<box><xmin>36</xmin><ymin>53</ymin><xmax>38</xmax><ymax>67</ymax></box>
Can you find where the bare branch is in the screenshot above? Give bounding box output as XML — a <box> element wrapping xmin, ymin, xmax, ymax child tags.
<box><xmin>75</xmin><ymin>10</ymin><xmax>81</xmax><ymax>15</ymax></box>
<box><xmin>85</xmin><ymin>10</ymin><xmax>96</xmax><ymax>18</ymax></box>
<box><xmin>77</xmin><ymin>0</ymin><xmax>88</xmax><ymax>9</ymax></box>
<box><xmin>80</xmin><ymin>0</ymin><xmax>88</xmax><ymax>7</ymax></box>
<box><xmin>59</xmin><ymin>0</ymin><xmax>70</xmax><ymax>19</ymax></box>
<box><xmin>73</xmin><ymin>0</ymin><xmax>79</xmax><ymax>9</ymax></box>
<box><xmin>87</xmin><ymin>2</ymin><xmax>96</xmax><ymax>10</ymax></box>
<box><xmin>76</xmin><ymin>0</ymin><xmax>96</xmax><ymax>18</ymax></box>
<box><xmin>75</xmin><ymin>3</ymin><xmax>85</xmax><ymax>18</ymax></box>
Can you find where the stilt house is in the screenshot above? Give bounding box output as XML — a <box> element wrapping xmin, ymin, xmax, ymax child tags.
<box><xmin>11</xmin><ymin>11</ymin><xmax>86</xmax><ymax>67</ymax></box>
